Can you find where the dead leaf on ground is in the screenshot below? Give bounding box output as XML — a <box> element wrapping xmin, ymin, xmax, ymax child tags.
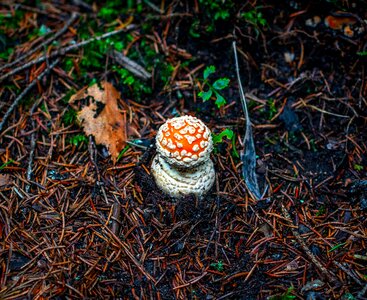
<box><xmin>0</xmin><ymin>174</ymin><xmax>11</xmax><ymax>187</ymax></box>
<box><xmin>69</xmin><ymin>81</ymin><xmax>127</xmax><ymax>162</ymax></box>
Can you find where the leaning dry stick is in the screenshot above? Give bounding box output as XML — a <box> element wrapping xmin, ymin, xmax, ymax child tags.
<box><xmin>280</xmin><ymin>203</ymin><xmax>341</xmax><ymax>284</ymax></box>
<box><xmin>0</xmin><ymin>58</ymin><xmax>60</xmax><ymax>133</ymax></box>
<box><xmin>112</xmin><ymin>50</ymin><xmax>151</xmax><ymax>80</ymax></box>
<box><xmin>0</xmin><ymin>12</ymin><xmax>79</xmax><ymax>73</ymax></box>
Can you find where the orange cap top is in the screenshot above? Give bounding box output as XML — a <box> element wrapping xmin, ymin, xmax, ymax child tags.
<box><xmin>156</xmin><ymin>115</ymin><xmax>213</xmax><ymax>168</ymax></box>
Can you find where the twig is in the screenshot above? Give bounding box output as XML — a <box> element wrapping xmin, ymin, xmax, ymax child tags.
<box><xmin>357</xmin><ymin>283</ymin><xmax>367</xmax><ymax>299</ymax></box>
<box><xmin>0</xmin><ymin>12</ymin><xmax>79</xmax><ymax>73</ymax></box>
<box><xmin>0</xmin><ymin>58</ymin><xmax>60</xmax><ymax>133</ymax></box>
<box><xmin>0</xmin><ymin>25</ymin><xmax>136</xmax><ymax>82</ymax></box>
<box><xmin>25</xmin><ymin>99</ymin><xmax>41</xmax><ymax>193</ymax></box>
<box><xmin>280</xmin><ymin>202</ymin><xmax>341</xmax><ymax>284</ymax></box>
<box><xmin>333</xmin><ymin>261</ymin><xmax>363</xmax><ymax>286</ymax></box>
<box><xmin>112</xmin><ymin>50</ymin><xmax>151</xmax><ymax>80</ymax></box>
<box><xmin>88</xmin><ymin>136</ymin><xmax>109</xmax><ymax>204</ymax></box>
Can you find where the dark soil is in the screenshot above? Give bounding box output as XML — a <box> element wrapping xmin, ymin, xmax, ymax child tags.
<box><xmin>0</xmin><ymin>0</ymin><xmax>366</xmax><ymax>299</ymax></box>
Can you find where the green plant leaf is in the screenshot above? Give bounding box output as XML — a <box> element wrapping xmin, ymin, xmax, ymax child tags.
<box><xmin>212</xmin><ymin>129</ymin><xmax>234</xmax><ymax>144</ymax></box>
<box><xmin>0</xmin><ymin>159</ymin><xmax>14</xmax><ymax>171</ymax></box>
<box><xmin>214</xmin><ymin>93</ymin><xmax>226</xmax><ymax>108</ymax></box>
<box><xmin>213</xmin><ymin>78</ymin><xmax>230</xmax><ymax>90</ymax></box>
<box><xmin>328</xmin><ymin>242</ymin><xmax>346</xmax><ymax>253</ymax></box>
<box><xmin>198</xmin><ymin>89</ymin><xmax>213</xmax><ymax>101</ymax></box>
<box><xmin>203</xmin><ymin>65</ymin><xmax>216</xmax><ymax>80</ymax></box>
<box><xmin>354</xmin><ymin>164</ymin><xmax>364</xmax><ymax>171</ymax></box>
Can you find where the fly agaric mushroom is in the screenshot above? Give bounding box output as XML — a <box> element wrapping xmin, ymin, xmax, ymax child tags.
<box><xmin>151</xmin><ymin>115</ymin><xmax>215</xmax><ymax>198</ymax></box>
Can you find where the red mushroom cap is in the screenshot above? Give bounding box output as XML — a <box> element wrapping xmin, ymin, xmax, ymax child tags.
<box><xmin>156</xmin><ymin>115</ymin><xmax>213</xmax><ymax>168</ymax></box>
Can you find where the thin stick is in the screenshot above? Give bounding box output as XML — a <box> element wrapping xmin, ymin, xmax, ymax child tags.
<box><xmin>280</xmin><ymin>202</ymin><xmax>340</xmax><ymax>284</ymax></box>
<box><xmin>0</xmin><ymin>25</ymin><xmax>136</xmax><ymax>82</ymax></box>
<box><xmin>0</xmin><ymin>12</ymin><xmax>79</xmax><ymax>72</ymax></box>
<box><xmin>0</xmin><ymin>58</ymin><xmax>60</xmax><ymax>133</ymax></box>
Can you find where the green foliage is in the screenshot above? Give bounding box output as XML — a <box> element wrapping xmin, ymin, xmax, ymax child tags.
<box><xmin>63</xmin><ymin>108</ymin><xmax>77</xmax><ymax>126</ymax></box>
<box><xmin>37</xmin><ymin>24</ymin><xmax>51</xmax><ymax>36</ymax></box>
<box><xmin>0</xmin><ymin>48</ymin><xmax>14</xmax><ymax>60</ymax></box>
<box><xmin>241</xmin><ymin>8</ymin><xmax>268</xmax><ymax>28</ymax></box>
<box><xmin>113</xmin><ymin>66</ymin><xmax>152</xmax><ymax>97</ymax></box>
<box><xmin>0</xmin><ymin>159</ymin><xmax>14</xmax><ymax>171</ymax></box>
<box><xmin>357</xmin><ymin>51</ymin><xmax>367</xmax><ymax>56</ymax></box>
<box><xmin>212</xmin><ymin>129</ymin><xmax>234</xmax><ymax>144</ymax></box>
<box><xmin>210</xmin><ymin>260</ymin><xmax>224</xmax><ymax>272</ymax></box>
<box><xmin>267</xmin><ymin>99</ymin><xmax>277</xmax><ymax>120</ymax></box>
<box><xmin>189</xmin><ymin>0</ymin><xmax>234</xmax><ymax>36</ymax></box>
<box><xmin>341</xmin><ymin>293</ymin><xmax>356</xmax><ymax>300</ymax></box>
<box><xmin>61</xmin><ymin>89</ymin><xmax>76</xmax><ymax>105</ymax></box>
<box><xmin>0</xmin><ymin>10</ymin><xmax>25</xmax><ymax>60</ymax></box>
<box><xmin>316</xmin><ymin>205</ymin><xmax>326</xmax><ymax>216</ymax></box>
<box><xmin>0</xmin><ymin>10</ymin><xmax>25</xmax><ymax>30</ymax></box>
<box><xmin>328</xmin><ymin>242</ymin><xmax>346</xmax><ymax>253</ymax></box>
<box><xmin>353</xmin><ymin>164</ymin><xmax>364</xmax><ymax>171</ymax></box>
<box><xmin>198</xmin><ymin>0</ymin><xmax>232</xmax><ymax>21</ymax></box>
<box><xmin>198</xmin><ymin>65</ymin><xmax>230</xmax><ymax>108</ymax></box>
<box><xmin>117</xmin><ymin>145</ymin><xmax>130</xmax><ymax>161</ymax></box>
<box><xmin>212</xmin><ymin>129</ymin><xmax>239</xmax><ymax>158</ymax></box>
<box><xmin>68</xmin><ymin>134</ymin><xmax>88</xmax><ymax>147</ymax></box>
<box><xmin>269</xmin><ymin>287</ymin><xmax>296</xmax><ymax>300</ymax></box>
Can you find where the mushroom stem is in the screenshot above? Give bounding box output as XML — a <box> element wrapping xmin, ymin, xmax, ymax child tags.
<box><xmin>151</xmin><ymin>154</ymin><xmax>215</xmax><ymax>198</ymax></box>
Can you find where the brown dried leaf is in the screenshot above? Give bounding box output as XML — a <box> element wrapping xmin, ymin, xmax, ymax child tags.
<box><xmin>0</xmin><ymin>174</ymin><xmax>11</xmax><ymax>187</ymax></box>
<box><xmin>69</xmin><ymin>81</ymin><xmax>127</xmax><ymax>162</ymax></box>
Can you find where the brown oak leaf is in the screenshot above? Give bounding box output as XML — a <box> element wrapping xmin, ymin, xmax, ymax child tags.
<box><xmin>69</xmin><ymin>81</ymin><xmax>127</xmax><ymax>162</ymax></box>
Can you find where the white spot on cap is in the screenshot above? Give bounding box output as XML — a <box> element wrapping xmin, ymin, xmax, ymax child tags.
<box><xmin>180</xmin><ymin>128</ymin><xmax>188</xmax><ymax>135</ymax></box>
<box><xmin>196</xmin><ymin>134</ymin><xmax>201</xmax><ymax>139</ymax></box>
<box><xmin>181</xmin><ymin>150</ymin><xmax>187</xmax><ymax>157</ymax></box>
<box><xmin>165</xmin><ymin>132</ymin><xmax>170</xmax><ymax>137</ymax></box>
<box><xmin>203</xmin><ymin>131</ymin><xmax>209</xmax><ymax>139</ymax></box>
<box><xmin>177</xmin><ymin>142</ymin><xmax>183</xmax><ymax>148</ymax></box>
<box><xmin>161</xmin><ymin>139</ymin><xmax>167</xmax><ymax>146</ymax></box>
<box><xmin>192</xmin><ymin>154</ymin><xmax>198</xmax><ymax>160</ymax></box>
<box><xmin>174</xmin><ymin>133</ymin><xmax>183</xmax><ymax>140</ymax></box>
<box><xmin>200</xmin><ymin>140</ymin><xmax>206</xmax><ymax>148</ymax></box>
<box><xmin>193</xmin><ymin>144</ymin><xmax>200</xmax><ymax>152</ymax></box>
<box><xmin>185</xmin><ymin>135</ymin><xmax>196</xmax><ymax>144</ymax></box>
<box><xmin>167</xmin><ymin>139</ymin><xmax>176</xmax><ymax>150</ymax></box>
<box><xmin>172</xmin><ymin>120</ymin><xmax>185</xmax><ymax>130</ymax></box>
<box><xmin>187</xmin><ymin>126</ymin><xmax>195</xmax><ymax>134</ymax></box>
<box><xmin>183</xmin><ymin>157</ymin><xmax>192</xmax><ymax>163</ymax></box>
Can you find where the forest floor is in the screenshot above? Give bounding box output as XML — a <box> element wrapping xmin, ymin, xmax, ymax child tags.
<box><xmin>0</xmin><ymin>1</ymin><xmax>367</xmax><ymax>299</ymax></box>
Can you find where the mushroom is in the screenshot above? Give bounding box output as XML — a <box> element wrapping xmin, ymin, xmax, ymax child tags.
<box><xmin>151</xmin><ymin>115</ymin><xmax>215</xmax><ymax>198</ymax></box>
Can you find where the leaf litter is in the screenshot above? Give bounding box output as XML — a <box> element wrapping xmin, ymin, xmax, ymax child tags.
<box><xmin>69</xmin><ymin>81</ymin><xmax>127</xmax><ymax>161</ymax></box>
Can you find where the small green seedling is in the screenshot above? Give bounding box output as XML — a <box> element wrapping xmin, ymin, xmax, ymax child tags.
<box><xmin>212</xmin><ymin>128</ymin><xmax>239</xmax><ymax>158</ymax></box>
<box><xmin>241</xmin><ymin>8</ymin><xmax>268</xmax><ymax>28</ymax></box>
<box><xmin>328</xmin><ymin>242</ymin><xmax>346</xmax><ymax>253</ymax></box>
<box><xmin>0</xmin><ymin>159</ymin><xmax>14</xmax><ymax>171</ymax></box>
<box><xmin>69</xmin><ymin>134</ymin><xmax>88</xmax><ymax>147</ymax></box>
<box><xmin>210</xmin><ymin>260</ymin><xmax>224</xmax><ymax>272</ymax></box>
<box><xmin>198</xmin><ymin>66</ymin><xmax>230</xmax><ymax>108</ymax></box>
<box><xmin>269</xmin><ymin>287</ymin><xmax>296</xmax><ymax>300</ymax></box>
<box><xmin>354</xmin><ymin>164</ymin><xmax>364</xmax><ymax>171</ymax></box>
